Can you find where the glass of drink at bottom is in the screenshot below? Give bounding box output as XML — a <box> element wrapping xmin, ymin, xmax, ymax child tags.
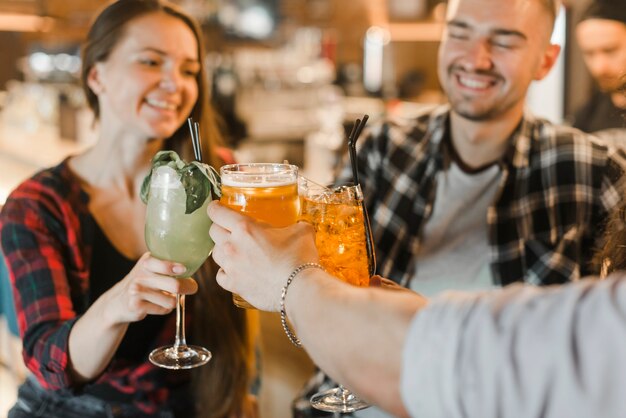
<box><xmin>219</xmin><ymin>163</ymin><xmax>300</xmax><ymax>309</ymax></box>
<box><xmin>299</xmin><ymin>178</ymin><xmax>376</xmax><ymax>413</ymax></box>
<box><xmin>144</xmin><ymin>165</ymin><xmax>214</xmax><ymax>369</ymax></box>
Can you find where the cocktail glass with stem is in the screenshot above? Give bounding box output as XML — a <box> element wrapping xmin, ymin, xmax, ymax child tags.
<box><xmin>299</xmin><ymin>178</ymin><xmax>375</xmax><ymax>413</ymax></box>
<box><xmin>144</xmin><ymin>164</ymin><xmax>214</xmax><ymax>369</ymax></box>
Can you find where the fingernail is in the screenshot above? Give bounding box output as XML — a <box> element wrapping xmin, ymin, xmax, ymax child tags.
<box><xmin>173</xmin><ymin>265</ymin><xmax>186</xmax><ymax>274</ymax></box>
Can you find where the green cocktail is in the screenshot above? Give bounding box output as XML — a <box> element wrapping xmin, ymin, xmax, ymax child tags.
<box><xmin>145</xmin><ymin>166</ymin><xmax>213</xmax><ymax>277</ymax></box>
<box><xmin>141</xmin><ymin>150</ymin><xmax>221</xmax><ymax>370</ymax></box>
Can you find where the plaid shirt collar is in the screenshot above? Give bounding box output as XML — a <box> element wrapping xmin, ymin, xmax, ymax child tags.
<box><xmin>422</xmin><ymin>104</ymin><xmax>540</xmax><ymax>172</ymax></box>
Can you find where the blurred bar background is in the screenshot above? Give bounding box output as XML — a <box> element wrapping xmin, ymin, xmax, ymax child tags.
<box><xmin>0</xmin><ymin>0</ymin><xmax>601</xmax><ymax>417</ymax></box>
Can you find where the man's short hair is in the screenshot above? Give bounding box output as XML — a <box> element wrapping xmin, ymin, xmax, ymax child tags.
<box><xmin>579</xmin><ymin>0</ymin><xmax>626</xmax><ymax>26</ymax></box>
<box><xmin>540</xmin><ymin>0</ymin><xmax>561</xmax><ymax>25</ymax></box>
<box><xmin>446</xmin><ymin>0</ymin><xmax>562</xmax><ymax>27</ymax></box>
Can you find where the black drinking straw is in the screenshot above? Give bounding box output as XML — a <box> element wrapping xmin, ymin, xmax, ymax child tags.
<box><xmin>187</xmin><ymin>117</ymin><xmax>202</xmax><ymax>162</ymax></box>
<box><xmin>193</xmin><ymin>122</ymin><xmax>203</xmax><ymax>163</ymax></box>
<box><xmin>347</xmin><ymin>119</ymin><xmax>360</xmax><ymax>185</ymax></box>
<box><xmin>347</xmin><ymin>114</ymin><xmax>376</xmax><ymax>276</ymax></box>
<box><xmin>347</xmin><ymin>114</ymin><xmax>369</xmax><ymax>186</ymax></box>
<box><xmin>353</xmin><ymin>114</ymin><xmax>369</xmax><ymax>147</ymax></box>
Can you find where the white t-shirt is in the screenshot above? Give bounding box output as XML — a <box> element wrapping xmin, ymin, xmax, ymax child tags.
<box><xmin>356</xmin><ymin>163</ymin><xmax>502</xmax><ymax>418</ymax></box>
<box><xmin>409</xmin><ymin>162</ymin><xmax>502</xmax><ymax>297</ymax></box>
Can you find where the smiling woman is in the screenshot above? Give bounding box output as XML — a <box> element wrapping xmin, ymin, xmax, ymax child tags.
<box><xmin>85</xmin><ymin>12</ymin><xmax>200</xmax><ymax>141</ymax></box>
<box><xmin>80</xmin><ymin>0</ymin><xmax>217</xmax><ymax>161</ymax></box>
<box><xmin>0</xmin><ymin>1</ymin><xmax>256</xmax><ymax>418</ymax></box>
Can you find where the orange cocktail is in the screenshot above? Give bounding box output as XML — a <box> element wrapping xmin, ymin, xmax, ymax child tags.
<box><xmin>299</xmin><ymin>183</ymin><xmax>374</xmax><ymax>287</ymax></box>
<box><xmin>220</xmin><ymin>163</ymin><xmax>299</xmax><ymax>308</ymax></box>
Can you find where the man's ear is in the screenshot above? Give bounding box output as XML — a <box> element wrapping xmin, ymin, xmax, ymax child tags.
<box><xmin>534</xmin><ymin>43</ymin><xmax>561</xmax><ymax>81</ymax></box>
<box><xmin>86</xmin><ymin>63</ymin><xmax>105</xmax><ymax>95</ymax></box>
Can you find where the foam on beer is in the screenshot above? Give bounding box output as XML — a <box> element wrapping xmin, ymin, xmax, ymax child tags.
<box><xmin>221</xmin><ymin>175</ymin><xmax>296</xmax><ymax>188</ymax></box>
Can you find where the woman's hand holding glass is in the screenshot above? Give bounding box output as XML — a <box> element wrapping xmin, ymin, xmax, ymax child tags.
<box><xmin>143</xmin><ymin>156</ymin><xmax>218</xmax><ymax>370</ymax></box>
<box><xmin>104</xmin><ymin>253</ymin><xmax>197</xmax><ymax>324</ymax></box>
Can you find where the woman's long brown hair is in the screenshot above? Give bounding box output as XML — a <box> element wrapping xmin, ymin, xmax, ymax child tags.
<box><xmin>81</xmin><ymin>1</ymin><xmax>254</xmax><ymax>416</ymax></box>
<box><xmin>594</xmin><ymin>201</ymin><xmax>626</xmax><ymax>276</ymax></box>
<box><xmin>592</xmin><ymin>78</ymin><xmax>626</xmax><ymax>277</ymax></box>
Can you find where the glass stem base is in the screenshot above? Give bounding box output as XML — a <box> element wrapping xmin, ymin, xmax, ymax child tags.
<box><xmin>310</xmin><ymin>386</ymin><xmax>370</xmax><ymax>413</ymax></box>
<box><xmin>149</xmin><ymin>344</ymin><xmax>211</xmax><ymax>370</ymax></box>
<box><xmin>148</xmin><ymin>293</ymin><xmax>212</xmax><ymax>369</ymax></box>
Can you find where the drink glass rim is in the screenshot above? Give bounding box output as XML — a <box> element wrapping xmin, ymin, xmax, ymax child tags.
<box><xmin>221</xmin><ymin>163</ymin><xmax>298</xmax><ymax>187</ymax></box>
<box><xmin>300</xmin><ymin>180</ymin><xmax>363</xmax><ymax>203</ymax></box>
<box><xmin>221</xmin><ymin>162</ymin><xmax>298</xmax><ymax>174</ymax></box>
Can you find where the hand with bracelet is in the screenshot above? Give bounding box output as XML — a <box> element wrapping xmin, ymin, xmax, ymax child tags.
<box><xmin>207</xmin><ymin>199</ymin><xmax>626</xmax><ymax>418</ymax></box>
<box><xmin>208</xmin><ymin>200</ymin><xmax>323</xmax><ymax>312</ymax></box>
<box><xmin>208</xmin><ymin>201</ymin><xmax>425</xmax><ymax>418</ymax></box>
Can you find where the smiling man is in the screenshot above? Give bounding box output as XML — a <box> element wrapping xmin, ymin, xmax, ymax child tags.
<box><xmin>337</xmin><ymin>0</ymin><xmax>626</xmax><ymax>297</ymax></box>
<box><xmin>332</xmin><ymin>5</ymin><xmax>626</xmax><ymax>414</ymax></box>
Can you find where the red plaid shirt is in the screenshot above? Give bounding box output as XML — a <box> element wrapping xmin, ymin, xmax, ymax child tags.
<box><xmin>0</xmin><ymin>160</ymin><xmax>188</xmax><ymax>414</ymax></box>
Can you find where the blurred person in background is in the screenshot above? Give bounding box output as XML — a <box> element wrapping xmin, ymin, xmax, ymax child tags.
<box><xmin>0</xmin><ymin>1</ymin><xmax>256</xmax><ymax>417</ymax></box>
<box><xmin>573</xmin><ymin>0</ymin><xmax>626</xmax><ymax>137</ymax></box>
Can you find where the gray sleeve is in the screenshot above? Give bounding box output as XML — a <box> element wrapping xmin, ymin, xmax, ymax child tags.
<box><xmin>400</xmin><ymin>275</ymin><xmax>626</xmax><ymax>418</ymax></box>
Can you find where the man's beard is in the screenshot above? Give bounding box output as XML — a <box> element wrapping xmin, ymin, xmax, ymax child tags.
<box><xmin>453</xmin><ymin>104</ymin><xmax>498</xmax><ymax>121</ymax></box>
<box><xmin>597</xmin><ymin>77</ymin><xmax>626</xmax><ymax>95</ymax></box>
<box><xmin>449</xmin><ymin>94</ymin><xmax>519</xmax><ymax>122</ymax></box>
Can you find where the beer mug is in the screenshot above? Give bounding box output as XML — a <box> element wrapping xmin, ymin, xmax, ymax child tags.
<box><xmin>220</xmin><ymin>163</ymin><xmax>300</xmax><ymax>309</ymax></box>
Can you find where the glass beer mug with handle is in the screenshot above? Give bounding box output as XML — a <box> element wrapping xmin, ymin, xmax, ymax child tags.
<box><xmin>142</xmin><ymin>150</ymin><xmax>221</xmax><ymax>369</ymax></box>
<box><xmin>299</xmin><ymin>178</ymin><xmax>376</xmax><ymax>413</ymax></box>
<box><xmin>220</xmin><ymin>163</ymin><xmax>300</xmax><ymax>309</ymax></box>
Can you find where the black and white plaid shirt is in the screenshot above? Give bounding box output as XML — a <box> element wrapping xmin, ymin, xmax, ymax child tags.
<box><xmin>337</xmin><ymin>105</ymin><xmax>626</xmax><ymax>287</ymax></box>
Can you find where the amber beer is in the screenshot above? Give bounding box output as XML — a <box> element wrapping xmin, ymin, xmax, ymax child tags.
<box><xmin>220</xmin><ymin>163</ymin><xmax>299</xmax><ymax>308</ymax></box>
<box><xmin>299</xmin><ymin>183</ymin><xmax>373</xmax><ymax>287</ymax></box>
<box><xmin>220</xmin><ymin>183</ymin><xmax>299</xmax><ymax>227</ymax></box>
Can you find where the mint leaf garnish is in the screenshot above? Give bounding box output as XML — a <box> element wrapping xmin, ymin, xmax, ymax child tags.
<box><xmin>180</xmin><ymin>165</ymin><xmax>210</xmax><ymax>214</ymax></box>
<box><xmin>141</xmin><ymin>150</ymin><xmax>222</xmax><ymax>214</ymax></box>
<box><xmin>190</xmin><ymin>161</ymin><xmax>222</xmax><ymax>199</ymax></box>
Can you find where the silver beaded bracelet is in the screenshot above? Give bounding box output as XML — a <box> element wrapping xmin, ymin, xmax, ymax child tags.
<box><xmin>280</xmin><ymin>262</ymin><xmax>325</xmax><ymax>348</ymax></box>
